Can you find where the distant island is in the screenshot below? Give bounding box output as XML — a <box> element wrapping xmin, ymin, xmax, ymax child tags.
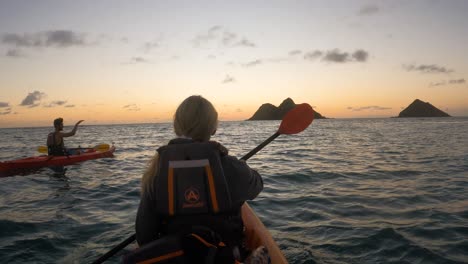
<box><xmin>248</xmin><ymin>98</ymin><xmax>326</xmax><ymax>120</ymax></box>
<box><xmin>398</xmin><ymin>99</ymin><xmax>451</xmax><ymax>117</ymax></box>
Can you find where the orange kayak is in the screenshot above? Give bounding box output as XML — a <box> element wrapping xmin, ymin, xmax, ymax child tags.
<box><xmin>0</xmin><ymin>146</ymin><xmax>115</xmax><ymax>176</ymax></box>
<box><xmin>242</xmin><ymin>203</ymin><xmax>288</xmax><ymax>264</ymax></box>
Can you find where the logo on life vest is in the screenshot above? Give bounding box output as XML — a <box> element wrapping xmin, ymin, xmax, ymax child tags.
<box><xmin>183</xmin><ymin>186</ymin><xmax>204</xmax><ymax>208</ymax></box>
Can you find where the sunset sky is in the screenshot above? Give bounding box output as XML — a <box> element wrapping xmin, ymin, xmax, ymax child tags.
<box><xmin>1</xmin><ymin>0</ymin><xmax>467</xmax><ymax>128</ymax></box>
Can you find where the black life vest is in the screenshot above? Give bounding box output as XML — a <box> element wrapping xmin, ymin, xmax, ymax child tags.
<box><xmin>125</xmin><ymin>140</ymin><xmax>245</xmax><ymax>264</ymax></box>
<box><xmin>47</xmin><ymin>132</ymin><xmax>66</xmax><ymax>156</ymax></box>
<box><xmin>154</xmin><ymin>140</ymin><xmax>233</xmax><ymax>217</ymax></box>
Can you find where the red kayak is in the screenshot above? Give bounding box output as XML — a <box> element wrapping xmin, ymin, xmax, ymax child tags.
<box><xmin>0</xmin><ymin>146</ymin><xmax>115</xmax><ymax>176</ymax></box>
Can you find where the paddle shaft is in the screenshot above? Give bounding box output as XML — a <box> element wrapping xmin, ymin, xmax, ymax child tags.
<box><xmin>241</xmin><ymin>132</ymin><xmax>280</xmax><ymax>161</ymax></box>
<box><xmin>92</xmin><ymin>234</ymin><xmax>136</xmax><ymax>264</ymax></box>
<box><xmin>92</xmin><ymin>132</ymin><xmax>282</xmax><ymax>264</ymax></box>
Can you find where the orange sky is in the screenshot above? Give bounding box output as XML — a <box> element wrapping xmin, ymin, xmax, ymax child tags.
<box><xmin>1</xmin><ymin>1</ymin><xmax>467</xmax><ymax>128</ymax></box>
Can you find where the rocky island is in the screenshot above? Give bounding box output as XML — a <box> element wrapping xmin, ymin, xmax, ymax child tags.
<box><xmin>398</xmin><ymin>99</ymin><xmax>450</xmax><ymax>117</ymax></box>
<box><xmin>248</xmin><ymin>98</ymin><xmax>326</xmax><ymax>120</ymax></box>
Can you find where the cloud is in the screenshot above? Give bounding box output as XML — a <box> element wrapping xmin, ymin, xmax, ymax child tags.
<box><xmin>323</xmin><ymin>49</ymin><xmax>368</xmax><ymax>63</ymax></box>
<box><xmin>127</xmin><ymin>57</ymin><xmax>150</xmax><ymax>64</ymax></box>
<box><xmin>143</xmin><ymin>41</ymin><xmax>159</xmax><ymax>52</ymax></box>
<box><xmin>449</xmin><ymin>79</ymin><xmax>466</xmax><ymax>84</ymax></box>
<box><xmin>123</xmin><ymin>104</ymin><xmax>140</xmax><ymax>111</ymax></box>
<box><xmin>2</xmin><ymin>30</ymin><xmax>87</xmax><ymax>48</ymax></box>
<box><xmin>429</xmin><ymin>81</ymin><xmax>446</xmax><ymax>87</ymax></box>
<box><xmin>222</xmin><ymin>31</ymin><xmax>237</xmax><ymax>46</ymax></box>
<box><xmin>303</xmin><ymin>49</ymin><xmax>368</xmax><ymax>63</ymax></box>
<box><xmin>304</xmin><ymin>50</ymin><xmax>323</xmax><ymax>61</ymax></box>
<box><xmin>0</xmin><ymin>102</ymin><xmax>10</xmax><ymax>108</ymax></box>
<box><xmin>5</xmin><ymin>49</ymin><xmax>24</xmax><ymax>57</ymax></box>
<box><xmin>289</xmin><ymin>50</ymin><xmax>302</xmax><ymax>56</ymax></box>
<box><xmin>403</xmin><ymin>64</ymin><xmax>454</xmax><ymax>74</ymax></box>
<box><xmin>323</xmin><ymin>50</ymin><xmax>349</xmax><ymax>63</ymax></box>
<box><xmin>347</xmin><ymin>106</ymin><xmax>392</xmax><ymax>111</ymax></box>
<box><xmin>430</xmin><ymin>78</ymin><xmax>466</xmax><ymax>87</ymax></box>
<box><xmin>20</xmin><ymin>91</ymin><xmax>46</xmax><ymax>107</ymax></box>
<box><xmin>193</xmin><ymin>26</ymin><xmax>221</xmax><ymax>47</ymax></box>
<box><xmin>236</xmin><ymin>38</ymin><xmax>255</xmax><ymax>47</ymax></box>
<box><xmin>193</xmin><ymin>26</ymin><xmax>255</xmax><ymax>49</ymax></box>
<box><xmin>44</xmin><ymin>100</ymin><xmax>67</xmax><ymax>108</ymax></box>
<box><xmin>352</xmin><ymin>49</ymin><xmax>369</xmax><ymax>62</ymax></box>
<box><xmin>242</xmin><ymin>59</ymin><xmax>262</xmax><ymax>67</ymax></box>
<box><xmin>358</xmin><ymin>5</ymin><xmax>380</xmax><ymax>16</ymax></box>
<box><xmin>0</xmin><ymin>109</ymin><xmax>12</xmax><ymax>115</ymax></box>
<box><xmin>65</xmin><ymin>104</ymin><xmax>75</xmax><ymax>108</ymax></box>
<box><xmin>222</xmin><ymin>75</ymin><xmax>235</xmax><ymax>83</ymax></box>
<box><xmin>142</xmin><ymin>35</ymin><xmax>163</xmax><ymax>52</ymax></box>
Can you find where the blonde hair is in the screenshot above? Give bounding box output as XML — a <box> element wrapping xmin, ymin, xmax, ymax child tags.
<box><xmin>141</xmin><ymin>95</ymin><xmax>218</xmax><ymax>195</ymax></box>
<box><xmin>174</xmin><ymin>95</ymin><xmax>218</xmax><ymax>142</ymax></box>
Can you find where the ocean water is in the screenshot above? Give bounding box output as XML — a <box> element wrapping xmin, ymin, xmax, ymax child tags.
<box><xmin>0</xmin><ymin>118</ymin><xmax>467</xmax><ymax>264</ymax></box>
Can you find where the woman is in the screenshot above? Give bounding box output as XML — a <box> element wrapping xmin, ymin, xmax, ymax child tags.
<box><xmin>135</xmin><ymin>95</ymin><xmax>263</xmax><ymax>263</ymax></box>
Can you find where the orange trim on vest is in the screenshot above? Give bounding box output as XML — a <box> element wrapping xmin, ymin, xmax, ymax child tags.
<box><xmin>136</xmin><ymin>250</ymin><xmax>184</xmax><ymax>264</ymax></box>
<box><xmin>190</xmin><ymin>233</ymin><xmax>217</xmax><ymax>248</ymax></box>
<box><xmin>205</xmin><ymin>165</ymin><xmax>219</xmax><ymax>213</ymax></box>
<box><xmin>168</xmin><ymin>168</ymin><xmax>174</xmax><ymax>215</ymax></box>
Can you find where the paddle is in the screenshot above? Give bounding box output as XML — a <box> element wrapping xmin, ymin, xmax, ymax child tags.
<box><xmin>92</xmin><ymin>103</ymin><xmax>314</xmax><ymax>264</ymax></box>
<box><xmin>37</xmin><ymin>143</ymin><xmax>110</xmax><ymax>154</ymax></box>
<box><xmin>241</xmin><ymin>103</ymin><xmax>314</xmax><ymax>160</ymax></box>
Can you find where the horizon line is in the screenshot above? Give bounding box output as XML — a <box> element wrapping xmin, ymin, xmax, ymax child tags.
<box><xmin>1</xmin><ymin>116</ymin><xmax>467</xmax><ymax>129</ymax></box>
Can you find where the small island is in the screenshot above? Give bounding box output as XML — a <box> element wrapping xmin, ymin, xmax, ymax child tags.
<box><xmin>398</xmin><ymin>99</ymin><xmax>451</xmax><ymax>117</ymax></box>
<box><xmin>248</xmin><ymin>98</ymin><xmax>326</xmax><ymax>120</ymax></box>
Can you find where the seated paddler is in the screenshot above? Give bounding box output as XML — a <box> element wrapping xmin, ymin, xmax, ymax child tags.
<box><xmin>134</xmin><ymin>95</ymin><xmax>264</xmax><ymax>263</ymax></box>
<box><xmin>46</xmin><ymin>118</ymin><xmax>84</xmax><ymax>156</ymax></box>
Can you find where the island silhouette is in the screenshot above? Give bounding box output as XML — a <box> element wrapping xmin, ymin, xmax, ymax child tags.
<box><xmin>248</xmin><ymin>98</ymin><xmax>326</xmax><ymax>120</ymax></box>
<box><xmin>398</xmin><ymin>99</ymin><xmax>451</xmax><ymax>117</ymax></box>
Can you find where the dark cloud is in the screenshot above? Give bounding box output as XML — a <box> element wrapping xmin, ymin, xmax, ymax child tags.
<box><xmin>20</xmin><ymin>91</ymin><xmax>46</xmax><ymax>107</ymax></box>
<box><xmin>323</xmin><ymin>49</ymin><xmax>350</xmax><ymax>63</ymax></box>
<box><xmin>429</xmin><ymin>78</ymin><xmax>465</xmax><ymax>87</ymax></box>
<box><xmin>44</xmin><ymin>100</ymin><xmax>67</xmax><ymax>108</ymax></box>
<box><xmin>123</xmin><ymin>104</ymin><xmax>140</xmax><ymax>111</ymax></box>
<box><xmin>0</xmin><ymin>102</ymin><xmax>10</xmax><ymax>108</ymax></box>
<box><xmin>302</xmin><ymin>49</ymin><xmax>368</xmax><ymax>63</ymax></box>
<box><xmin>352</xmin><ymin>50</ymin><xmax>369</xmax><ymax>62</ymax></box>
<box><xmin>222</xmin><ymin>75</ymin><xmax>235</xmax><ymax>83</ymax></box>
<box><xmin>449</xmin><ymin>79</ymin><xmax>466</xmax><ymax>84</ymax></box>
<box><xmin>358</xmin><ymin>5</ymin><xmax>380</xmax><ymax>16</ymax></box>
<box><xmin>347</xmin><ymin>106</ymin><xmax>392</xmax><ymax>111</ymax></box>
<box><xmin>193</xmin><ymin>26</ymin><xmax>255</xmax><ymax>49</ymax></box>
<box><xmin>289</xmin><ymin>50</ymin><xmax>302</xmax><ymax>56</ymax></box>
<box><xmin>2</xmin><ymin>30</ymin><xmax>87</xmax><ymax>48</ymax></box>
<box><xmin>243</xmin><ymin>59</ymin><xmax>262</xmax><ymax>67</ymax></box>
<box><xmin>429</xmin><ymin>81</ymin><xmax>446</xmax><ymax>87</ymax></box>
<box><xmin>304</xmin><ymin>50</ymin><xmax>323</xmax><ymax>61</ymax></box>
<box><xmin>236</xmin><ymin>38</ymin><xmax>255</xmax><ymax>47</ymax></box>
<box><xmin>6</xmin><ymin>49</ymin><xmax>24</xmax><ymax>57</ymax></box>
<box><xmin>403</xmin><ymin>64</ymin><xmax>454</xmax><ymax>74</ymax></box>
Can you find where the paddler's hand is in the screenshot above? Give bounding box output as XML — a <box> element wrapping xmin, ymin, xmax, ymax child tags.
<box><xmin>209</xmin><ymin>141</ymin><xmax>228</xmax><ymax>156</ymax></box>
<box><xmin>75</xmin><ymin>120</ymin><xmax>84</xmax><ymax>126</ymax></box>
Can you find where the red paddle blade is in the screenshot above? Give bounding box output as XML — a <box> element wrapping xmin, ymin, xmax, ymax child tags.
<box><xmin>278</xmin><ymin>103</ymin><xmax>314</xmax><ymax>135</ymax></box>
